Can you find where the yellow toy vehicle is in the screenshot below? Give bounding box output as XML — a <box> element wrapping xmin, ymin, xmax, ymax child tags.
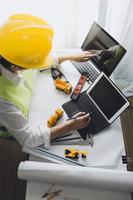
<box><xmin>65</xmin><ymin>148</ymin><xmax>88</xmax><ymax>159</ymax></box>
<box><xmin>47</xmin><ymin>108</ymin><xmax>63</xmax><ymax>128</ymax></box>
<box><xmin>54</xmin><ymin>79</ymin><xmax>72</xmax><ymax>94</ymax></box>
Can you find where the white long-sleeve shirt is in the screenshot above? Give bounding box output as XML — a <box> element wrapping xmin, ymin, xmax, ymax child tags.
<box><xmin>0</xmin><ymin>98</ymin><xmax>51</xmax><ymax>148</ymax></box>
<box><xmin>0</xmin><ymin>53</ymin><xmax>59</xmax><ymax>148</ymax></box>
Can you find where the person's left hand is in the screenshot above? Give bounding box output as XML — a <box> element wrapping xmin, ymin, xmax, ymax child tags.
<box><xmin>72</xmin><ymin>51</ymin><xmax>96</xmax><ymax>62</ymax></box>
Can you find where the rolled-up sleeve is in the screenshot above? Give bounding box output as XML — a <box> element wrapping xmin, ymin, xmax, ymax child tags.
<box><xmin>0</xmin><ymin>98</ymin><xmax>51</xmax><ymax>149</ymax></box>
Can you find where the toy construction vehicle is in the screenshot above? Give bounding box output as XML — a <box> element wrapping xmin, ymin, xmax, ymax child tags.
<box><xmin>54</xmin><ymin>79</ymin><xmax>72</xmax><ymax>94</ymax></box>
<box><xmin>47</xmin><ymin>108</ymin><xmax>63</xmax><ymax>128</ymax></box>
<box><xmin>51</xmin><ymin>67</ymin><xmax>72</xmax><ymax>95</ymax></box>
<box><xmin>65</xmin><ymin>148</ymin><xmax>88</xmax><ymax>159</ymax></box>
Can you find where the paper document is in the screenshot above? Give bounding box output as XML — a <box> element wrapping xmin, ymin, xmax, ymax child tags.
<box><xmin>18</xmin><ymin>161</ymin><xmax>133</xmax><ymax>192</ymax></box>
<box><xmin>26</xmin><ymin>181</ymin><xmax>131</xmax><ymax>200</ymax></box>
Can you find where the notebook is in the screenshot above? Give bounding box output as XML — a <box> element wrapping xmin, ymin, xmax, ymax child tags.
<box><xmin>71</xmin><ymin>22</ymin><xmax>126</xmax><ymax>83</ymax></box>
<box><xmin>62</xmin><ymin>72</ymin><xmax>129</xmax><ymax>139</ymax></box>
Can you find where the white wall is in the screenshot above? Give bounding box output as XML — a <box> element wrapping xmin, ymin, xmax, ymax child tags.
<box><xmin>0</xmin><ymin>0</ymin><xmax>99</xmax><ymax>49</ymax></box>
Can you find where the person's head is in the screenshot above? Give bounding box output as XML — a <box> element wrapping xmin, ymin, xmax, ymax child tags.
<box><xmin>0</xmin><ymin>13</ymin><xmax>54</xmax><ymax>73</ymax></box>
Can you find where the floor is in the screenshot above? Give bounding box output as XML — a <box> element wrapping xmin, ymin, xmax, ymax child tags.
<box><xmin>120</xmin><ymin>96</ymin><xmax>133</xmax><ymax>171</ymax></box>
<box><xmin>120</xmin><ymin>96</ymin><xmax>133</xmax><ymax>200</ymax></box>
<box><xmin>0</xmin><ymin>138</ymin><xmax>29</xmax><ymax>200</ymax></box>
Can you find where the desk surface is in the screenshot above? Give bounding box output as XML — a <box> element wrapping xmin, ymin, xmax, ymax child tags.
<box><xmin>25</xmin><ymin>61</ymin><xmax>131</xmax><ymax>200</ymax></box>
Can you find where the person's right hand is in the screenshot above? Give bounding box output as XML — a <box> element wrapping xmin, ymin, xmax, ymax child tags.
<box><xmin>67</xmin><ymin>112</ymin><xmax>91</xmax><ymax>130</ymax></box>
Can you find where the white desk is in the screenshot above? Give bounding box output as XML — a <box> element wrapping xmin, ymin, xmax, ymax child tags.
<box><xmin>24</xmin><ymin>61</ymin><xmax>131</xmax><ymax>200</ymax></box>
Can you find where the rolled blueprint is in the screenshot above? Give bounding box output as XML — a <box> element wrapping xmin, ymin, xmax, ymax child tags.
<box><xmin>18</xmin><ymin>161</ymin><xmax>133</xmax><ymax>192</ymax></box>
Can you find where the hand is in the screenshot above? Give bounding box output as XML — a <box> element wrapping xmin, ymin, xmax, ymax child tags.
<box><xmin>67</xmin><ymin>112</ymin><xmax>91</xmax><ymax>130</ymax></box>
<box><xmin>58</xmin><ymin>51</ymin><xmax>96</xmax><ymax>64</ymax></box>
<box><xmin>50</xmin><ymin>112</ymin><xmax>91</xmax><ymax>140</ymax></box>
<box><xmin>72</xmin><ymin>51</ymin><xmax>96</xmax><ymax>62</ymax></box>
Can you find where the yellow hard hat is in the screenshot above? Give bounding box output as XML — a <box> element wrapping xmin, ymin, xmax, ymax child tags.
<box><xmin>0</xmin><ymin>14</ymin><xmax>54</xmax><ymax>69</ymax></box>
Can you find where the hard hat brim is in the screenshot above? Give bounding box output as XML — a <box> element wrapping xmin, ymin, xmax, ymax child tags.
<box><xmin>39</xmin><ymin>54</ymin><xmax>54</xmax><ymax>69</ymax></box>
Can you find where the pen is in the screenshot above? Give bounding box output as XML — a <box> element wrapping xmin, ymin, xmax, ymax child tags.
<box><xmin>52</xmin><ymin>136</ymin><xmax>81</xmax><ymax>143</ymax></box>
<box><xmin>51</xmin><ymin>133</ymin><xmax>73</xmax><ymax>142</ymax></box>
<box><xmin>66</xmin><ymin>112</ymin><xmax>92</xmax><ymax>121</ymax></box>
<box><xmin>66</xmin><ymin>116</ymin><xmax>79</xmax><ymax>121</ymax></box>
<box><xmin>42</xmin><ymin>184</ymin><xmax>55</xmax><ymax>198</ymax></box>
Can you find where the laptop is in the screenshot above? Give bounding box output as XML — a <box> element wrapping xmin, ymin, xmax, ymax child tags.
<box><xmin>62</xmin><ymin>72</ymin><xmax>129</xmax><ymax>139</ymax></box>
<box><xmin>71</xmin><ymin>22</ymin><xmax>126</xmax><ymax>83</ymax></box>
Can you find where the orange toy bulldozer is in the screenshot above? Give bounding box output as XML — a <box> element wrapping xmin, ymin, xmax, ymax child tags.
<box><xmin>47</xmin><ymin>108</ymin><xmax>64</xmax><ymax>128</ymax></box>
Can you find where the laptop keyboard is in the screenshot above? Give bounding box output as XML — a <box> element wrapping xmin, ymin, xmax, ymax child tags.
<box><xmin>62</xmin><ymin>91</ymin><xmax>109</xmax><ymax>139</ymax></box>
<box><xmin>71</xmin><ymin>60</ymin><xmax>100</xmax><ymax>83</ymax></box>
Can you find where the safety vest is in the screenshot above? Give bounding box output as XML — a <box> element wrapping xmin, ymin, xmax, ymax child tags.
<box><xmin>0</xmin><ymin>69</ymin><xmax>37</xmax><ymax>137</ymax></box>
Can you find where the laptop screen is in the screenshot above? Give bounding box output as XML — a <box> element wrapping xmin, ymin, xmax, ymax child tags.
<box><xmin>87</xmin><ymin>73</ymin><xmax>129</xmax><ymax>121</ymax></box>
<box><xmin>81</xmin><ymin>22</ymin><xmax>126</xmax><ymax>76</ymax></box>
